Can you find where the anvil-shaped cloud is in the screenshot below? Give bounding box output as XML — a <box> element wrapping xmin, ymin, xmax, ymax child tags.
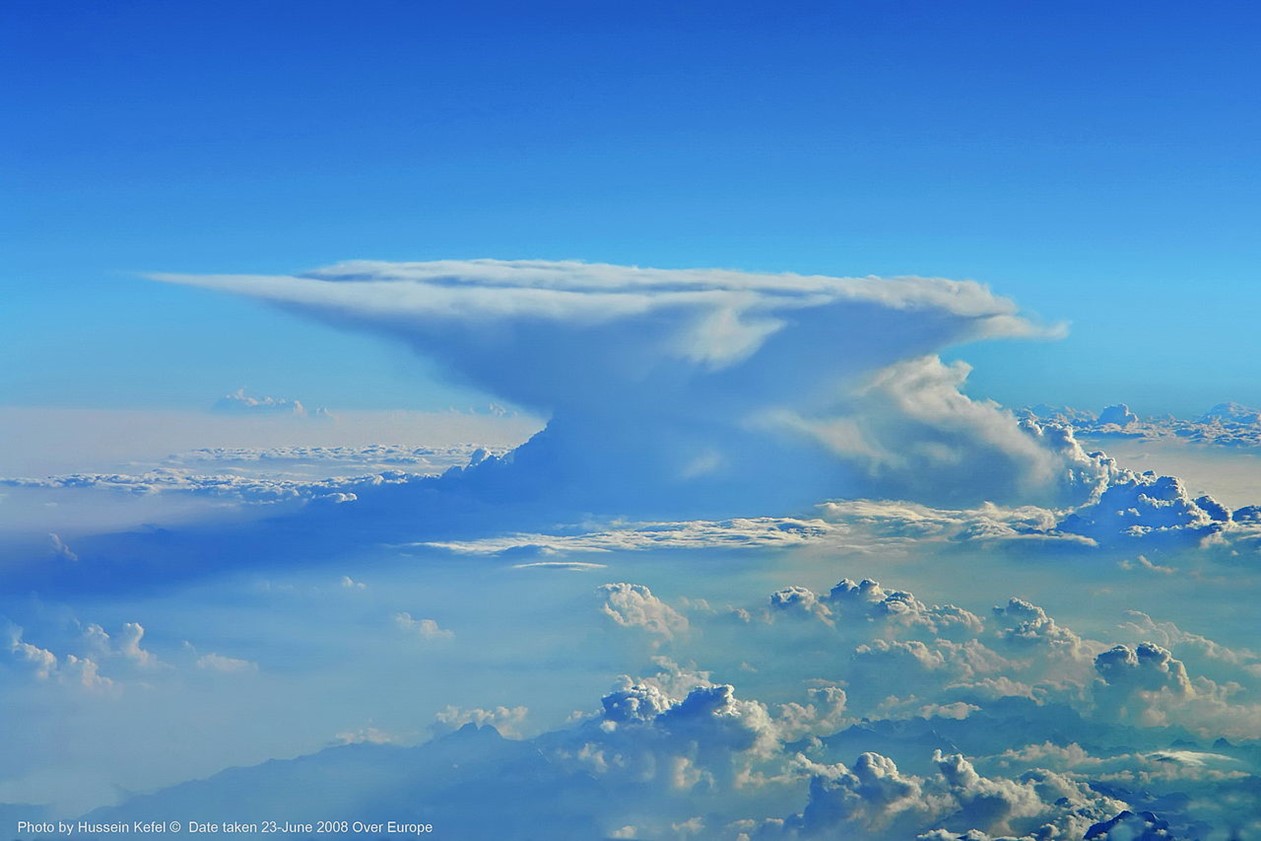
<box><xmin>154</xmin><ymin>261</ymin><xmax>1082</xmax><ymax>514</ymax></box>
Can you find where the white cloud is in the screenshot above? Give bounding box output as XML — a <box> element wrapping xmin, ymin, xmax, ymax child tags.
<box><xmin>116</xmin><ymin>622</ymin><xmax>155</xmax><ymax>667</ymax></box>
<box><xmin>63</xmin><ymin>654</ymin><xmax>112</xmax><ymax>690</ymax></box>
<box><xmin>422</xmin><ymin>517</ymin><xmax>832</xmax><ymax>556</ymax></box>
<box><xmin>211</xmin><ymin>388</ymin><xmax>331</xmax><ymax>419</ymax></box>
<box><xmin>395</xmin><ymin>612</ymin><xmax>454</xmax><ymax>640</ymax></box>
<box><xmin>48</xmin><ymin>532</ymin><xmax>78</xmax><ymax>561</ymax></box>
<box><xmin>8</xmin><ymin>628</ymin><xmax>115</xmax><ymax>691</ymax></box>
<box><xmin>510</xmin><ymin>560</ymin><xmax>608</xmax><ymax>571</ymax></box>
<box><xmin>1</xmin><ymin>468</ymin><xmax>430</xmax><ymax>505</ymax></box>
<box><xmin>9</xmin><ymin>628</ymin><xmax>57</xmax><ymax>679</ymax></box>
<box><xmin>196</xmin><ymin>653</ymin><xmax>259</xmax><ymax>673</ymax></box>
<box><xmin>152</xmin><ymin>260</ymin><xmax>1075</xmax><ymax>514</ymax></box>
<box><xmin>166</xmin><ymin>443</ymin><xmax>503</xmax><ymax>476</ymax></box>
<box><xmin>599</xmin><ymin>583</ymin><xmax>689</xmax><ymax>639</ymax></box>
<box><xmin>776</xmin><ymin>356</ymin><xmax>1107</xmax><ymax>507</ymax></box>
<box><xmin>1026</xmin><ymin>400</ymin><xmax>1261</xmax><ymax>449</ymax></box>
<box><xmin>340</xmin><ymin>575</ymin><xmax>367</xmax><ymax>590</ymax></box>
<box><xmin>768</xmin><ymin>586</ymin><xmax>833</xmax><ymax>624</ymax></box>
<box><xmin>1060</xmin><ymin>471</ymin><xmax>1225</xmax><ymax>545</ymax></box>
<box><xmin>432</xmin><ymin>704</ymin><xmax>528</xmax><ymax>738</ymax></box>
<box><xmin>333</xmin><ymin>726</ymin><xmax>396</xmax><ymax>745</ymax></box>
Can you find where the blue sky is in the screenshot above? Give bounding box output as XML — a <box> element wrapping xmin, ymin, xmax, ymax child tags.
<box><xmin>6</xmin><ymin>0</ymin><xmax>1260</xmax><ymax>415</ymax></box>
<box><xmin>6</xmin><ymin>4</ymin><xmax>1261</xmax><ymax>834</ymax></box>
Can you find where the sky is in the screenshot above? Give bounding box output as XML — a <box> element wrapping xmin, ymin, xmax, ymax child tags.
<box><xmin>5</xmin><ymin>0</ymin><xmax>1261</xmax><ymax>416</ymax></box>
<box><xmin>4</xmin><ymin>3</ymin><xmax>1261</xmax><ymax>840</ymax></box>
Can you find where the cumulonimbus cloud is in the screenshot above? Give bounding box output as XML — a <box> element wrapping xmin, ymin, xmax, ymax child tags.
<box><xmin>152</xmin><ymin>260</ymin><xmax>1078</xmax><ymax>514</ymax></box>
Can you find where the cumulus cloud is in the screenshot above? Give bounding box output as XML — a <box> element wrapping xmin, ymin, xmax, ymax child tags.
<box><xmin>48</xmin><ymin>562</ymin><xmax>1261</xmax><ymax>840</ymax></box>
<box><xmin>1060</xmin><ymin>472</ymin><xmax>1226</xmax><ymax>545</ymax></box>
<box><xmin>600</xmin><ymin>583</ymin><xmax>689</xmax><ymax>639</ymax></box>
<box><xmin>1024</xmin><ymin>401</ymin><xmax>1261</xmax><ymax>449</ymax></box>
<box><xmin>7</xmin><ymin>627</ymin><xmax>115</xmax><ymax>690</ymax></box>
<box><xmin>394</xmin><ymin>612</ymin><xmax>454</xmax><ymax>640</ymax></box>
<box><xmin>829</xmin><ymin>578</ymin><xmax>984</xmax><ymax>639</ymax></box>
<box><xmin>563</xmin><ymin>669</ymin><xmax>781</xmax><ymax>796</ymax></box>
<box><xmin>115</xmin><ymin>622</ymin><xmax>155</xmax><ymax>667</ymax></box>
<box><xmin>781</xmin><ymin>752</ymin><xmax>930</xmax><ymax>835</ymax></box>
<box><xmin>768</xmin><ymin>587</ymin><xmax>833</xmax><ymax>624</ymax></box>
<box><xmin>212</xmin><ymin>387</ymin><xmax>329</xmax><ymax>419</ymax></box>
<box><xmin>773</xmin><ymin>356</ymin><xmax>1109</xmax><ymax>507</ymax></box>
<box><xmin>773</xmin><ymin>749</ymin><xmax>1129</xmax><ymax>839</ymax></box>
<box><xmin>1092</xmin><ymin>643</ymin><xmax>1202</xmax><ymax>729</ymax></box>
<box><xmin>152</xmin><ymin>260</ymin><xmax>1083</xmax><ymax>514</ymax></box>
<box><xmin>813</xmin><ymin>467</ymin><xmax>1255</xmax><ymax>551</ymax></box>
<box><xmin>432</xmin><ymin>705</ymin><xmax>529</xmax><ymax>738</ymax></box>
<box><xmin>9</xmin><ymin>627</ymin><xmax>57</xmax><ymax>679</ymax></box>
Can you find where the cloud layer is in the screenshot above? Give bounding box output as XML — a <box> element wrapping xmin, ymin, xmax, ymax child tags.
<box><xmin>59</xmin><ymin>569</ymin><xmax>1259</xmax><ymax>839</ymax></box>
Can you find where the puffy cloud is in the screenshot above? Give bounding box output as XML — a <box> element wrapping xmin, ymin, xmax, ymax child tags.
<box><xmin>576</xmin><ymin>671</ymin><xmax>780</xmax><ymax>794</ymax></box>
<box><xmin>1098</xmin><ymin>404</ymin><xmax>1140</xmax><ymax>428</ymax></box>
<box><xmin>62</xmin><ymin>654</ymin><xmax>113</xmax><ymax>690</ymax></box>
<box><xmin>779</xmin><ymin>752</ymin><xmax>931</xmax><ymax>836</ymax></box>
<box><xmin>1024</xmin><ymin>401</ymin><xmax>1261</xmax><ymax>449</ymax></box>
<box><xmin>394</xmin><ymin>612</ymin><xmax>454</xmax><ymax>640</ymax></box>
<box><xmin>602</xmin><ymin>682</ymin><xmax>676</xmax><ymax>724</ymax></box>
<box><xmin>432</xmin><ymin>705</ymin><xmax>529</xmax><ymax>738</ymax></box>
<box><xmin>80</xmin><ymin>622</ymin><xmax>159</xmax><ymax>669</ymax></box>
<box><xmin>40</xmin><ymin>563</ymin><xmax>1258</xmax><ymax>839</ymax></box>
<box><xmin>992</xmin><ymin>598</ymin><xmax>1085</xmax><ymax>654</ymax></box>
<box><xmin>812</xmin><ymin>465</ymin><xmax>1254</xmax><ymax>552</ymax></box>
<box><xmin>1095</xmin><ymin>643</ymin><xmax>1192</xmax><ymax>698</ymax></box>
<box><xmin>1059</xmin><ymin>472</ymin><xmax>1225</xmax><ymax>545</ymax></box>
<box><xmin>599</xmin><ymin>583</ymin><xmax>689</xmax><ymax>639</ymax></box>
<box><xmin>212</xmin><ymin>387</ymin><xmax>328</xmax><ymax>418</ymax></box>
<box><xmin>854</xmin><ymin>638</ymin><xmax>946</xmax><ymax>672</ymax></box>
<box><xmin>14</xmin><ymin>617</ymin><xmax>274</xmax><ymax>693</ymax></box>
<box><xmin>1117</xmin><ymin>611</ymin><xmax>1261</xmax><ymax>676</ymax></box>
<box><xmin>932</xmin><ymin>750</ymin><xmax>1046</xmax><ymax>834</ymax></box>
<box><xmin>9</xmin><ymin>628</ymin><xmax>57</xmax><ymax>679</ymax></box>
<box><xmin>778</xmin><ymin>357</ymin><xmax>1110</xmax><ymax>507</ymax></box>
<box><xmin>828</xmin><ymin>578</ymin><xmax>984</xmax><ymax>639</ymax></box>
<box><xmin>7</xmin><ymin>628</ymin><xmax>115</xmax><ymax>690</ymax></box>
<box><xmin>116</xmin><ymin>622</ymin><xmax>155</xmax><ymax>667</ymax></box>
<box><xmin>1092</xmin><ymin>643</ymin><xmax>1198</xmax><ymax>729</ymax></box>
<box><xmin>773</xmin><ymin>685</ymin><xmax>849</xmax><ymax>742</ymax></box>
<box><xmin>153</xmin><ymin>260</ymin><xmax>1079</xmax><ymax>514</ymax></box>
<box><xmin>773</xmin><ymin>748</ymin><xmax>1128</xmax><ymax>840</ymax></box>
<box><xmin>768</xmin><ymin>587</ymin><xmax>833</xmax><ymax>624</ymax></box>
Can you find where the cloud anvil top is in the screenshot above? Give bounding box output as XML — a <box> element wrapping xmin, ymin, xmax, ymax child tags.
<box><xmin>149</xmin><ymin>260</ymin><xmax>1059</xmax><ymax>337</ymax></box>
<box><xmin>144</xmin><ymin>260</ymin><xmax>1080</xmax><ymax>515</ymax></box>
